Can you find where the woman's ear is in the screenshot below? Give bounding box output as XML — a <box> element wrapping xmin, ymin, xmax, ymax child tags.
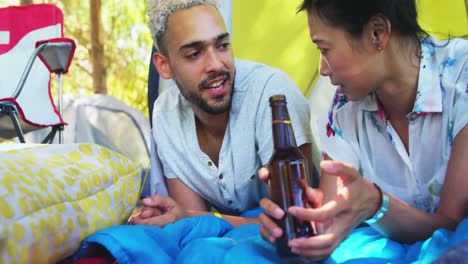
<box><xmin>368</xmin><ymin>14</ymin><xmax>391</xmax><ymax>51</ymax></box>
<box><xmin>153</xmin><ymin>52</ymin><xmax>173</xmax><ymax>79</ymax></box>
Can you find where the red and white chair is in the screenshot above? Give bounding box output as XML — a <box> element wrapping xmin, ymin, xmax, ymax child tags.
<box><xmin>0</xmin><ymin>4</ymin><xmax>75</xmax><ymax>143</ymax></box>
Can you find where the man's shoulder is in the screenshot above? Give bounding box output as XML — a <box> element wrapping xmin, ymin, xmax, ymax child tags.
<box><xmin>152</xmin><ymin>84</ymin><xmax>190</xmax><ymax>126</ymax></box>
<box><xmin>153</xmin><ymin>84</ymin><xmax>183</xmax><ymax>112</ymax></box>
<box><xmin>235</xmin><ymin>58</ymin><xmax>272</xmax><ymax>70</ymax></box>
<box><xmin>235</xmin><ymin>59</ymin><xmax>285</xmax><ymax>79</ymax></box>
<box><xmin>234</xmin><ymin>58</ymin><xmax>292</xmax><ymax>92</ymax></box>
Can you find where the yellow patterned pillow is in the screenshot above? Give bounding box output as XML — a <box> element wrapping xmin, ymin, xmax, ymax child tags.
<box><xmin>0</xmin><ymin>143</ymin><xmax>142</xmax><ymax>264</ymax></box>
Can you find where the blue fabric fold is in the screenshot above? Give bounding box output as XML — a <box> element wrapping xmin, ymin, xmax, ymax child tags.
<box><xmin>325</xmin><ymin>217</ymin><xmax>468</xmax><ymax>264</ymax></box>
<box><xmin>74</xmin><ymin>214</ymin><xmax>468</xmax><ymax>264</ymax></box>
<box><xmin>76</xmin><ymin>215</ymin><xmax>234</xmax><ymax>264</ymax></box>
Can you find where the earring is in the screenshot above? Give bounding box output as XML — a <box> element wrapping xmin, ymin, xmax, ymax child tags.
<box><xmin>373</xmin><ymin>38</ymin><xmax>382</xmax><ymax>51</ymax></box>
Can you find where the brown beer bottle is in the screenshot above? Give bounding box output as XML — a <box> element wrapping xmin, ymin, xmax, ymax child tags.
<box><xmin>268</xmin><ymin>94</ymin><xmax>315</xmax><ymax>258</ymax></box>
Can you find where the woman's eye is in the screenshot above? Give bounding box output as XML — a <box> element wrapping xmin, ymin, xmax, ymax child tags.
<box><xmin>316</xmin><ymin>46</ymin><xmax>327</xmax><ymax>54</ymax></box>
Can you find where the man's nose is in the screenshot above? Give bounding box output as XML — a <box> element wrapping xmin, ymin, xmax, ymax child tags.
<box><xmin>205</xmin><ymin>49</ymin><xmax>224</xmax><ymax>72</ymax></box>
<box><xmin>319</xmin><ymin>55</ymin><xmax>331</xmax><ymax>76</ymax></box>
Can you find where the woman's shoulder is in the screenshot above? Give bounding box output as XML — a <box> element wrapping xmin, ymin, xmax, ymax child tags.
<box><xmin>422</xmin><ymin>36</ymin><xmax>467</xmax><ymax>89</ymax></box>
<box><xmin>423</xmin><ymin>36</ymin><xmax>468</xmax><ymax>53</ymax></box>
<box><xmin>423</xmin><ymin>36</ymin><xmax>467</xmax><ymax>67</ymax></box>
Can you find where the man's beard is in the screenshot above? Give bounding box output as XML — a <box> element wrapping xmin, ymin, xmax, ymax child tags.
<box><xmin>177</xmin><ymin>71</ymin><xmax>234</xmax><ymax>115</ymax></box>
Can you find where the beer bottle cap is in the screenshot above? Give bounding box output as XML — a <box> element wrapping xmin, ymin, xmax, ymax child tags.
<box><xmin>269</xmin><ymin>94</ymin><xmax>287</xmax><ymax>105</ymax></box>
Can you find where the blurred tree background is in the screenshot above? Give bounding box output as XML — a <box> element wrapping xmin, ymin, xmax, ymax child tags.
<box><xmin>0</xmin><ymin>0</ymin><xmax>153</xmax><ymax>117</ymax></box>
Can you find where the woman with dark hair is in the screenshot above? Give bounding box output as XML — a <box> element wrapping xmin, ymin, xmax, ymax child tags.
<box><xmin>259</xmin><ymin>0</ymin><xmax>467</xmax><ymax>262</ymax></box>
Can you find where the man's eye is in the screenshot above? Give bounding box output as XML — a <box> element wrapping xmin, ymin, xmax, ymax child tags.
<box><xmin>187</xmin><ymin>51</ymin><xmax>201</xmax><ymax>59</ymax></box>
<box><xmin>218</xmin><ymin>42</ymin><xmax>230</xmax><ymax>50</ymax></box>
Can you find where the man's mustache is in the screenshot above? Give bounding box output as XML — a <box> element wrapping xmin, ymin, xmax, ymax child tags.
<box><xmin>199</xmin><ymin>71</ymin><xmax>230</xmax><ymax>89</ymax></box>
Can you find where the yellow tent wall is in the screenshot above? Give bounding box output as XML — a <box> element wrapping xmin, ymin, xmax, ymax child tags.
<box><xmin>232</xmin><ymin>0</ymin><xmax>468</xmax><ymax>97</ymax></box>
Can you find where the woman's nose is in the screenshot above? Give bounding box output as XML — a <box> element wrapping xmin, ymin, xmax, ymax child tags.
<box><xmin>319</xmin><ymin>55</ymin><xmax>331</xmax><ymax>76</ymax></box>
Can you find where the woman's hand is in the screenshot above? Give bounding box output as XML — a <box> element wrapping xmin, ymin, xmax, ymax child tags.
<box><xmin>258</xmin><ymin>186</ymin><xmax>323</xmax><ymax>242</ymax></box>
<box><xmin>257</xmin><ymin>166</ymin><xmax>324</xmax><ymax>258</ymax></box>
<box><xmin>257</xmin><ymin>160</ymin><xmax>381</xmax><ymax>261</ymax></box>
<box><xmin>130</xmin><ymin>194</ymin><xmax>189</xmax><ymax>227</ymax></box>
<box><xmin>287</xmin><ymin>160</ymin><xmax>380</xmax><ymax>260</ymax></box>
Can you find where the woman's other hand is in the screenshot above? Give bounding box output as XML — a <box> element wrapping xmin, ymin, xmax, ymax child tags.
<box><xmin>130</xmin><ymin>194</ymin><xmax>189</xmax><ymax>227</ymax></box>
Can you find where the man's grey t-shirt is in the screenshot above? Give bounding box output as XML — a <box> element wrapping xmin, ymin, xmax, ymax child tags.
<box><xmin>152</xmin><ymin>59</ymin><xmax>313</xmax><ymax>214</ymax></box>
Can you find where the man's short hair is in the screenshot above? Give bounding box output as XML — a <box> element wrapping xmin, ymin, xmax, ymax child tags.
<box><xmin>147</xmin><ymin>0</ymin><xmax>220</xmax><ymax>54</ymax></box>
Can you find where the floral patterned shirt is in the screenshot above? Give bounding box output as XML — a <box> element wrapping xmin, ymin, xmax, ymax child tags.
<box><xmin>318</xmin><ymin>37</ymin><xmax>468</xmax><ymax>213</ymax></box>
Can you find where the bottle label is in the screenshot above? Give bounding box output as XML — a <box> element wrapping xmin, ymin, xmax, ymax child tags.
<box><xmin>272</xmin><ymin>120</ymin><xmax>291</xmax><ymax>124</ymax></box>
<box><xmin>270</xmin><ymin>158</ymin><xmax>313</xmax><ymax>242</ymax></box>
<box><xmin>276</xmin><ymin>159</ymin><xmax>307</xmax><ymax>209</ymax></box>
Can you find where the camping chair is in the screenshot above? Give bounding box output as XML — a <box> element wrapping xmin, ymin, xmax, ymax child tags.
<box><xmin>0</xmin><ymin>4</ymin><xmax>75</xmax><ymax>144</ymax></box>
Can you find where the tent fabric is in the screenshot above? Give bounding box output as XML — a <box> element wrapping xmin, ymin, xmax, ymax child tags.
<box><xmin>22</xmin><ymin>94</ymin><xmax>151</xmax><ymax>168</ymax></box>
<box><xmin>147</xmin><ymin>45</ymin><xmax>159</xmax><ymax>126</ymax></box>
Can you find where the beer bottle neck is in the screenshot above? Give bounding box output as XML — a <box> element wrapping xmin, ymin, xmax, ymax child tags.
<box><xmin>271</xmin><ymin>104</ymin><xmax>298</xmax><ymax>150</ymax></box>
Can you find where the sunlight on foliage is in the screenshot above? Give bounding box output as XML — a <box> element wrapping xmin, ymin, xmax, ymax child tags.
<box><xmin>1</xmin><ymin>0</ymin><xmax>153</xmax><ymax>117</ymax></box>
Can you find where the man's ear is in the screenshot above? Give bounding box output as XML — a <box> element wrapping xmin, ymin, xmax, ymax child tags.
<box><xmin>153</xmin><ymin>52</ymin><xmax>173</xmax><ymax>79</ymax></box>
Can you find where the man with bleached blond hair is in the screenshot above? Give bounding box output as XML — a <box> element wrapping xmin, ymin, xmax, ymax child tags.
<box><xmin>132</xmin><ymin>0</ymin><xmax>319</xmax><ymax>228</ymax></box>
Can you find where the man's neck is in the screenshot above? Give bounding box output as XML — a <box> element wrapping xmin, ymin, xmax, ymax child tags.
<box><xmin>194</xmin><ymin>111</ymin><xmax>229</xmax><ymax>167</ymax></box>
<box><xmin>195</xmin><ymin>111</ymin><xmax>229</xmax><ymax>137</ymax></box>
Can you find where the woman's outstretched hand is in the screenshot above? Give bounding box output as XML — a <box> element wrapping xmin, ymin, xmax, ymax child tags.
<box><xmin>257</xmin><ymin>160</ymin><xmax>380</xmax><ymax>261</ymax></box>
